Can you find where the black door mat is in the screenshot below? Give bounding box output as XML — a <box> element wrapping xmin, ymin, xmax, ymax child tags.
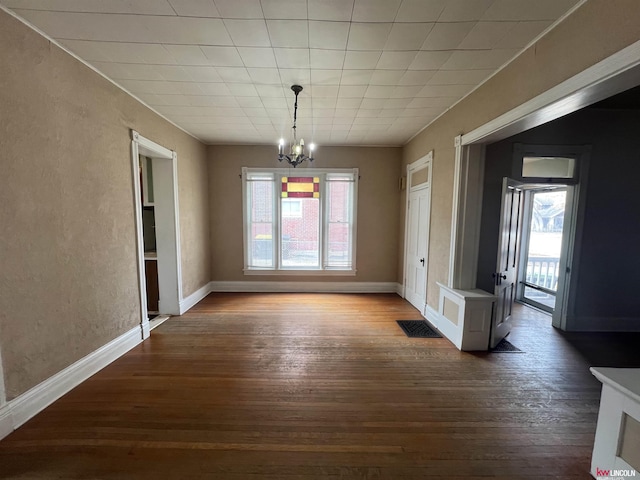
<box><xmin>397</xmin><ymin>320</ymin><xmax>443</xmax><ymax>338</ymax></box>
<box><xmin>491</xmin><ymin>338</ymin><xmax>523</xmax><ymax>352</ymax></box>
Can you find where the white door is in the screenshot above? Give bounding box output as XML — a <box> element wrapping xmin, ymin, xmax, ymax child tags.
<box><xmin>490</xmin><ymin>178</ymin><xmax>523</xmax><ymax>348</ymax></box>
<box><xmin>405</xmin><ymin>186</ymin><xmax>430</xmax><ymax>311</ymax></box>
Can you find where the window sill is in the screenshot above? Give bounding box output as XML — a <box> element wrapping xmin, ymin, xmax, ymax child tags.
<box><xmin>243</xmin><ymin>269</ymin><xmax>357</xmax><ymax>277</ymax></box>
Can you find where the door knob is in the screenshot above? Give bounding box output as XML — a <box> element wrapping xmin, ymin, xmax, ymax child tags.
<box><xmin>420</xmin><ymin>258</ymin><xmax>425</xmax><ymax>265</ymax></box>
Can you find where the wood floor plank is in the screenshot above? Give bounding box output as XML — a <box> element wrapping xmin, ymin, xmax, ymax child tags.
<box><xmin>1</xmin><ymin>293</ymin><xmax>639</xmax><ymax>479</ymax></box>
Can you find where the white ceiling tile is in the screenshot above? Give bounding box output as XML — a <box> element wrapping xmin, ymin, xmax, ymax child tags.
<box><xmin>376</xmin><ymin>51</ymin><xmax>417</xmax><ymax>70</ymax></box>
<box><xmin>441</xmin><ymin>49</ymin><xmax>519</xmax><ymax>70</ymax></box>
<box><xmin>482</xmin><ymin>0</ymin><xmax>579</xmax><ymax>21</ymax></box>
<box><xmin>335</xmin><ymin>108</ymin><xmax>358</xmax><ymax>117</ymax></box>
<box><xmin>224</xmin><ymin>19</ymin><xmax>271</xmax><ymax>46</ymax></box>
<box><xmin>428</xmin><ymin>69</ymin><xmax>493</xmax><ymax>85</ymax></box>
<box><xmin>347</xmin><ymin>23</ymin><xmax>393</xmax><ymax>50</ymax></box>
<box><xmin>184</xmin><ymin>66</ymin><xmax>223</xmax><ymax>82</ymax></box>
<box><xmin>267</xmin><ymin>20</ymin><xmax>309</xmax><ymax>48</ymax></box>
<box><xmin>154</xmin><ymin>65</ymin><xmax>194</xmax><ymax>81</ymax></box>
<box><xmin>310</xmin><ymin>49</ymin><xmax>346</xmax><ymax>69</ymax></box>
<box><xmin>384</xmin><ymin>23</ymin><xmax>433</xmax><ymax>50</ymax></box>
<box><xmin>336</xmin><ymin>98</ymin><xmax>362</xmax><ymax>109</ymax></box>
<box><xmin>308</xmin><ymin>0</ymin><xmax>354</xmax><ymax>21</ymax></box>
<box><xmin>458</xmin><ymin>22</ymin><xmax>518</xmax><ymax>50</ymax></box>
<box><xmin>364</xmin><ymin>85</ymin><xmax>395</xmax><ymax>99</ymax></box>
<box><xmin>407</xmin><ymin>96</ymin><xmax>458</xmax><ymax>108</ymax></box>
<box><xmin>359</xmin><ymin>99</ymin><xmax>386</xmax><ymax>109</ymax></box>
<box><xmin>248</xmin><ymin>67</ymin><xmax>281</xmax><ymax>84</ymax></box>
<box><xmin>215</xmin><ymin>67</ymin><xmax>252</xmax><ymax>83</ymax></box>
<box><xmin>311</xmin><ymin>70</ymin><xmax>342</xmax><ymax>85</ymax></box>
<box><xmin>5</xmin><ymin>0</ymin><xmax>176</xmax><ymax>14</ymax></box>
<box><xmin>370</xmin><ymin>70</ymin><xmax>405</xmax><ymax>86</ymax></box>
<box><xmin>199</xmin><ymin>46</ymin><xmax>244</xmax><ymax>66</ymax></box>
<box><xmin>383</xmin><ymin>98</ymin><xmax>412</xmax><ymax>108</ymax></box>
<box><xmin>193</xmin><ymin>83</ymin><xmax>232</xmax><ymax>95</ymax></box>
<box><xmin>264</xmin><ymin>99</ymin><xmax>289</xmax><ymax>110</ymax></box>
<box><xmin>261</xmin><ymin>0</ymin><xmax>308</xmax><ymax>19</ymax></box>
<box><xmin>309</xmin><ymin>21</ymin><xmax>350</xmax><ymax>50</ymax></box>
<box><xmin>237</xmin><ymin>47</ymin><xmax>278</xmax><ymax>67</ymax></box>
<box><xmin>338</xmin><ymin>85</ymin><xmax>368</xmax><ymax>98</ymax></box>
<box><xmin>188</xmin><ymin>95</ymin><xmax>240</xmax><ymax>106</ymax></box>
<box><xmin>274</xmin><ymin>48</ymin><xmax>310</xmax><ymax>68</ymax></box>
<box><xmin>168</xmin><ymin>0</ymin><xmax>221</xmax><ymax>17</ymax></box>
<box><xmin>256</xmin><ymin>84</ymin><xmax>286</xmax><ymax>97</ymax></box>
<box><xmin>395</xmin><ymin>0</ymin><xmax>447</xmax><ymax>22</ymax></box>
<box><xmin>242</xmin><ymin>106</ymin><xmax>269</xmax><ymax>117</ymax></box>
<box><xmin>312</xmin><ymin>86</ymin><xmax>339</xmax><ymax>98</ymax></box>
<box><xmin>417</xmin><ymin>84</ymin><xmax>474</xmax><ymax>98</ymax></box>
<box><xmin>251</xmin><ymin>116</ymin><xmax>274</xmax><ymax>124</ymax></box>
<box><xmin>378</xmin><ymin>108</ymin><xmax>404</xmax><ymax>117</ymax></box>
<box><xmin>313</xmin><ymin>97</ymin><xmax>338</xmax><ymax>108</ymax></box>
<box><xmin>408</xmin><ymin>51</ymin><xmax>452</xmax><ymax>70</ymax></box>
<box><xmin>356</xmin><ymin>108</ymin><xmax>382</xmax><ymax>117</ymax></box>
<box><xmin>343</xmin><ymin>51</ymin><xmax>382</xmax><ymax>70</ymax></box>
<box><xmin>399</xmin><ymin>70</ymin><xmax>436</xmax><ymax>85</ymax></box>
<box><xmin>494</xmin><ymin>21</ymin><xmax>552</xmax><ymax>49</ymax></box>
<box><xmin>279</xmin><ymin>68</ymin><xmax>312</xmax><ymax>86</ymax></box>
<box><xmin>391</xmin><ymin>85</ymin><xmax>423</xmax><ymax>98</ymax></box>
<box><xmin>237</xmin><ymin>96</ymin><xmax>265</xmax><ymax>107</ymax></box>
<box><xmin>421</xmin><ymin>22</ymin><xmax>476</xmax><ymax>50</ymax></box>
<box><xmin>163</xmin><ymin>45</ymin><xmax>211</xmax><ymax>65</ymax></box>
<box><xmin>227</xmin><ymin>83</ymin><xmax>259</xmax><ymax>96</ymax></box>
<box><xmin>214</xmin><ymin>0</ymin><xmax>262</xmax><ymax>18</ymax></box>
<box><xmin>352</xmin><ymin>0</ymin><xmax>401</xmax><ymax>22</ymax></box>
<box><xmin>340</xmin><ymin>69</ymin><xmax>374</xmax><ymax>85</ymax></box>
<box><xmin>437</xmin><ymin>0</ymin><xmax>493</xmax><ymax>22</ymax></box>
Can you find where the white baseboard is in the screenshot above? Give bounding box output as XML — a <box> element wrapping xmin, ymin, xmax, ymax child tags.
<box><xmin>0</xmin><ymin>325</ymin><xmax>142</xmax><ymax>440</ymax></box>
<box><xmin>179</xmin><ymin>282</ymin><xmax>213</xmax><ymax>314</ymax></box>
<box><xmin>209</xmin><ymin>281</ymin><xmax>399</xmax><ymax>293</ymax></box>
<box><xmin>396</xmin><ymin>283</ymin><xmax>404</xmax><ymax>296</ymax></box>
<box><xmin>425</xmin><ymin>304</ymin><xmax>441</xmax><ymax>326</ymax></box>
<box><xmin>0</xmin><ymin>403</ymin><xmax>11</xmax><ymax>440</ymax></box>
<box><xmin>566</xmin><ymin>316</ymin><xmax>640</xmax><ymax>332</ymax></box>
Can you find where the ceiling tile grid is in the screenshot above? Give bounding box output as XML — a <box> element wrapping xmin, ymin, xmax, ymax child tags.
<box><xmin>1</xmin><ymin>0</ymin><xmax>581</xmax><ymax>145</ymax></box>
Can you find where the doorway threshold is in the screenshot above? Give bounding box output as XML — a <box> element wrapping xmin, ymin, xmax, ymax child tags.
<box><xmin>149</xmin><ymin>314</ymin><xmax>171</xmax><ymax>331</ymax></box>
<box><xmin>515</xmin><ymin>300</ymin><xmax>551</xmax><ymax>317</ymax></box>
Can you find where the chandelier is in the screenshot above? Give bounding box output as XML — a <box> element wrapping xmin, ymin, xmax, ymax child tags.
<box><xmin>278</xmin><ymin>85</ymin><xmax>315</xmax><ymax>168</ymax></box>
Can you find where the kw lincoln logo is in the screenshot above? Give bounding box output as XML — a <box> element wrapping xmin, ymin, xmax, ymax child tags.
<box><xmin>595</xmin><ymin>467</ymin><xmax>637</xmax><ymax>479</ymax></box>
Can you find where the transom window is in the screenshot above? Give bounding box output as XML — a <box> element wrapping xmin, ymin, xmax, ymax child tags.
<box><xmin>242</xmin><ymin>168</ymin><xmax>358</xmax><ymax>274</ymax></box>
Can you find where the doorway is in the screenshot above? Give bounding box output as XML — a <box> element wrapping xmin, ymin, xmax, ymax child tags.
<box><xmin>130</xmin><ymin>131</ymin><xmax>182</xmax><ymax>339</ymax></box>
<box><xmin>518</xmin><ymin>187</ymin><xmax>567</xmax><ymax>312</ymax></box>
<box><xmin>403</xmin><ymin>152</ymin><xmax>433</xmax><ymax>314</ymax></box>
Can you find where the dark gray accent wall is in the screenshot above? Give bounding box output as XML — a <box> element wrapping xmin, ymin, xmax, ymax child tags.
<box><xmin>477</xmin><ymin>108</ymin><xmax>640</xmax><ymax>329</ymax></box>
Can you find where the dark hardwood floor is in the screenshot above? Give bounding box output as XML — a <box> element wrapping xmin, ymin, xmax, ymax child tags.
<box><xmin>1</xmin><ymin>293</ymin><xmax>638</xmax><ymax>479</ymax></box>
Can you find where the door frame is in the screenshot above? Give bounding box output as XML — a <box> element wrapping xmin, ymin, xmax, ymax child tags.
<box><xmin>130</xmin><ymin>130</ymin><xmax>183</xmax><ymax>339</ymax></box>
<box><xmin>448</xmin><ymin>39</ymin><xmax>640</xmax><ymax>330</ymax></box>
<box><xmin>402</xmin><ymin>151</ymin><xmax>433</xmax><ymax>314</ymax></box>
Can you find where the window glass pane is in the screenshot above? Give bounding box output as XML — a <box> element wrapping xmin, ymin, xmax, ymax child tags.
<box><xmin>248</xmin><ymin>178</ymin><xmax>273</xmax><ymax>267</ymax></box>
<box><xmin>522</xmin><ymin>156</ymin><xmax>575</xmax><ymax>178</ymax></box>
<box><xmin>281</xmin><ymin>198</ymin><xmax>319</xmax><ymax>267</ymax></box>
<box><xmin>326</xmin><ymin>179</ymin><xmax>352</xmax><ymax>268</ymax></box>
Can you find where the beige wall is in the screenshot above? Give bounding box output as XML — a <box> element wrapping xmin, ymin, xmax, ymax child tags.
<box><xmin>208</xmin><ymin>145</ymin><xmax>401</xmax><ymax>283</ymax></box>
<box><xmin>0</xmin><ymin>10</ymin><xmax>210</xmax><ymax>399</ymax></box>
<box><xmin>400</xmin><ymin>0</ymin><xmax>640</xmax><ymax>309</ymax></box>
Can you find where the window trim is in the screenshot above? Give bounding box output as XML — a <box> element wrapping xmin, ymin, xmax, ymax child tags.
<box><xmin>242</xmin><ymin>167</ymin><xmax>358</xmax><ymax>276</ymax></box>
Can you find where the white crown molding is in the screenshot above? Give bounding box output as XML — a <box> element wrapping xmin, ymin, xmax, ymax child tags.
<box><xmin>0</xmin><ymin>326</ymin><xmax>142</xmax><ymax>440</ymax></box>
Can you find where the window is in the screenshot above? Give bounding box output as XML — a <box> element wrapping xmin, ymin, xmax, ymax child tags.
<box><xmin>243</xmin><ymin>168</ymin><xmax>358</xmax><ymax>274</ymax></box>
